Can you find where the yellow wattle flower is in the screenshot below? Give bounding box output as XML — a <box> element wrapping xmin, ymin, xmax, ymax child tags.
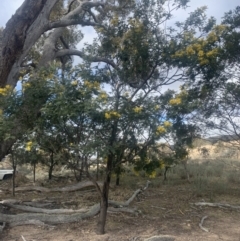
<box><xmin>25</xmin><ymin>141</ymin><xmax>33</xmax><ymax>151</ymax></box>
<box><xmin>169</xmin><ymin>98</ymin><xmax>181</xmax><ymax>105</ymax></box>
<box><xmin>156</xmin><ymin>126</ymin><xmax>166</xmax><ymax>135</ymax></box>
<box><xmin>163</xmin><ymin>121</ymin><xmax>172</xmax><ymax>128</ymax></box>
<box><xmin>133</xmin><ymin>106</ymin><xmax>142</xmax><ymax>113</ymax></box>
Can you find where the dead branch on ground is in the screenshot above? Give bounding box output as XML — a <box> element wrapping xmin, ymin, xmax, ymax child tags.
<box><xmin>0</xmin><ymin>180</ymin><xmax>150</xmax><ymax>227</ymax></box>
<box><xmin>192</xmin><ymin>202</ymin><xmax>240</xmax><ymax>210</ymax></box>
<box><xmin>1</xmin><ymin>181</ymin><xmax>102</xmax><ymax>193</ymax></box>
<box><xmin>21</xmin><ymin>235</ymin><xmax>27</xmax><ymax>241</ymax></box>
<box><xmin>109</xmin><ymin>180</ymin><xmax>151</xmax><ymax>207</ymax></box>
<box><xmin>199</xmin><ymin>215</ymin><xmax>209</xmax><ymax>232</ymax></box>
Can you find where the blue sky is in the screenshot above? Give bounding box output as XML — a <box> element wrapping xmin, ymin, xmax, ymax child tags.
<box><xmin>1</xmin><ymin>0</ymin><xmax>239</xmax><ymax>93</ymax></box>
<box><xmin>0</xmin><ymin>0</ymin><xmax>239</xmax><ymax>28</ymax></box>
<box><xmin>1</xmin><ymin>0</ymin><xmax>240</xmax><ymax>28</ymax></box>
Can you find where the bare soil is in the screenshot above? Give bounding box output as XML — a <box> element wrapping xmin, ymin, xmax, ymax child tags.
<box><xmin>0</xmin><ymin>174</ymin><xmax>240</xmax><ymax>241</ymax></box>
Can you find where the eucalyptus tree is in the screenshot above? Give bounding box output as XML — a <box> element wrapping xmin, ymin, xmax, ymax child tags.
<box><xmin>0</xmin><ymin>0</ymin><xmax>143</xmax><ymax>87</ymax></box>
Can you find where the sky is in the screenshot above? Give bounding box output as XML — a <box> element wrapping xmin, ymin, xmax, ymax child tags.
<box><xmin>1</xmin><ymin>0</ymin><xmax>239</xmax><ymax>28</ymax></box>
<box><xmin>1</xmin><ymin>0</ymin><xmax>239</xmax><ymax>62</ymax></box>
<box><xmin>1</xmin><ymin>0</ymin><xmax>239</xmax><ymax>50</ymax></box>
<box><xmin>1</xmin><ymin>0</ymin><xmax>239</xmax><ymax>92</ymax></box>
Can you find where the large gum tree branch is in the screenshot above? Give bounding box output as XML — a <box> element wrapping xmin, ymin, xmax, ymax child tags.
<box><xmin>56</xmin><ymin>49</ymin><xmax>120</xmax><ymax>71</ymax></box>
<box><xmin>5</xmin><ymin>0</ymin><xmax>59</xmax><ymax>86</ymax></box>
<box><xmin>4</xmin><ymin>0</ymin><xmax>107</xmax><ymax>87</ymax></box>
<box><xmin>48</xmin><ymin>1</ymin><xmax>105</xmax><ymax>29</ymax></box>
<box><xmin>49</xmin><ymin>20</ymin><xmax>103</xmax><ymax>29</ymax></box>
<box><xmin>0</xmin><ymin>0</ymin><xmax>54</xmax><ymax>87</ymax></box>
<box><xmin>38</xmin><ymin>27</ymin><xmax>66</xmax><ymax>67</ymax></box>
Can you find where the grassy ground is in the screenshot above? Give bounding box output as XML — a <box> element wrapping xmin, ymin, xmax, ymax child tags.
<box><xmin>1</xmin><ymin>158</ymin><xmax>240</xmax><ymax>241</ymax></box>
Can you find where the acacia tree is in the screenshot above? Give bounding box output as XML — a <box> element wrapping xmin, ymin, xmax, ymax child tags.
<box><xmin>34</xmin><ymin>72</ymin><xmax>104</xmax><ymax>181</ymax></box>
<box><xmin>75</xmin><ymin>3</ymin><xmax>219</xmax><ymax>232</ymax></box>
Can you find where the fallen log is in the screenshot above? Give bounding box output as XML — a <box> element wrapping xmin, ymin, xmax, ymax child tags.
<box><xmin>0</xmin><ymin>181</ymin><xmax>150</xmax><ymax>227</ymax></box>
<box><xmin>1</xmin><ymin>181</ymin><xmax>102</xmax><ymax>193</ymax></box>
<box><xmin>0</xmin><ymin>202</ymin><xmax>88</xmax><ymax>214</ymax></box>
<box><xmin>0</xmin><ymin>203</ymin><xmax>100</xmax><ymax>225</ymax></box>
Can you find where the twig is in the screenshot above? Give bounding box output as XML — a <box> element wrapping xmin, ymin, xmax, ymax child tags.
<box><xmin>150</xmin><ymin>205</ymin><xmax>166</xmax><ymax>210</ymax></box>
<box><xmin>199</xmin><ymin>215</ymin><xmax>209</xmax><ymax>232</ymax></box>
<box><xmin>192</xmin><ymin>202</ymin><xmax>240</xmax><ymax>210</ymax></box>
<box><xmin>21</xmin><ymin>235</ymin><xmax>27</xmax><ymax>241</ymax></box>
<box><xmin>179</xmin><ymin>209</ymin><xmax>184</xmax><ymax>215</ymax></box>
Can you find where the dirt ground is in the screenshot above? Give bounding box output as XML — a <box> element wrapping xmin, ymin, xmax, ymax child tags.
<box><xmin>0</xmin><ymin>174</ymin><xmax>240</xmax><ymax>241</ymax></box>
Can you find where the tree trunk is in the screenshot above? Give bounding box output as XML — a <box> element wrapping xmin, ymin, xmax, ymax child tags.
<box><xmin>49</xmin><ymin>165</ymin><xmax>53</xmax><ymax>180</ymax></box>
<box><xmin>163</xmin><ymin>166</ymin><xmax>170</xmax><ymax>182</ymax></box>
<box><xmin>116</xmin><ymin>175</ymin><xmax>120</xmax><ymax>186</ymax></box>
<box><xmin>97</xmin><ymin>190</ymin><xmax>108</xmax><ymax>234</ymax></box>
<box><xmin>96</xmin><ymin>151</ymin><xmax>99</xmax><ymax>181</ymax></box>
<box><xmin>79</xmin><ymin>156</ymin><xmax>85</xmax><ymax>181</ymax></box>
<box><xmin>48</xmin><ymin>152</ymin><xmax>54</xmax><ymax>180</ymax></box>
<box><xmin>12</xmin><ymin>164</ymin><xmax>17</xmax><ymax>197</ymax></box>
<box><xmin>33</xmin><ymin>162</ymin><xmax>36</xmax><ymax>183</ymax></box>
<box><xmin>115</xmin><ymin>165</ymin><xmax>121</xmax><ymax>186</ymax></box>
<box><xmin>97</xmin><ymin>154</ymin><xmax>112</xmax><ymax>234</ymax></box>
<box><xmin>182</xmin><ymin>161</ymin><xmax>190</xmax><ymax>183</ymax></box>
<box><xmin>0</xmin><ymin>0</ymin><xmax>49</xmax><ymax>87</ymax></box>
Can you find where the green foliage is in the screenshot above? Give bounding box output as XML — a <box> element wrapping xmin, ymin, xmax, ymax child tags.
<box><xmin>2</xmin><ymin>1</ymin><xmax>239</xmax><ymax>186</ymax></box>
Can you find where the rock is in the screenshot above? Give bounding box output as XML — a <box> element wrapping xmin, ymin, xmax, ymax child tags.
<box><xmin>144</xmin><ymin>235</ymin><xmax>175</xmax><ymax>241</ymax></box>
